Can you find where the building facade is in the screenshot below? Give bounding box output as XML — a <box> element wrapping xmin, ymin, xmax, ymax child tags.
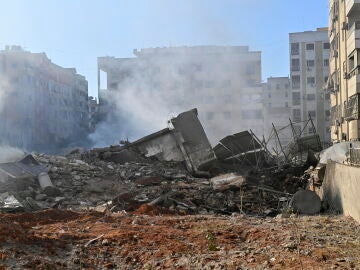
<box><xmin>0</xmin><ymin>46</ymin><xmax>89</xmax><ymax>152</ymax></box>
<box><xmin>290</xmin><ymin>28</ymin><xmax>331</xmax><ymax>143</ymax></box>
<box><xmin>98</xmin><ymin>46</ymin><xmax>265</xmax><ymax>144</ymax></box>
<box><xmin>263</xmin><ymin>77</ymin><xmax>292</xmax><ymax>146</ymax></box>
<box><xmin>88</xmin><ymin>96</ymin><xmax>99</xmax><ymax>132</ymax></box>
<box><xmin>328</xmin><ymin>0</ymin><xmax>360</xmax><ymax>142</ymax></box>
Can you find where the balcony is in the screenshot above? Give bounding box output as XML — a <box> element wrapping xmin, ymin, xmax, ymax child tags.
<box><xmin>346</xmin><ymin>0</ymin><xmax>360</xmax><ymax>16</ymax></box>
<box><xmin>347</xmin><ymin>66</ymin><xmax>360</xmax><ymax>96</ymax></box>
<box><xmin>347</xmin><ymin>22</ymin><xmax>360</xmax><ymax>52</ymax></box>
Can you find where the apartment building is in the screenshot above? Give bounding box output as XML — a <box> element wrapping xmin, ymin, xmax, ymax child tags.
<box><xmin>0</xmin><ymin>46</ymin><xmax>89</xmax><ymax>152</ymax></box>
<box><xmin>263</xmin><ymin>77</ymin><xmax>292</xmax><ymax>145</ymax></box>
<box><xmin>290</xmin><ymin>28</ymin><xmax>331</xmax><ymax>143</ymax></box>
<box><xmin>328</xmin><ymin>0</ymin><xmax>360</xmax><ymax>142</ymax></box>
<box><xmin>98</xmin><ymin>46</ymin><xmax>265</xmax><ymax>144</ymax></box>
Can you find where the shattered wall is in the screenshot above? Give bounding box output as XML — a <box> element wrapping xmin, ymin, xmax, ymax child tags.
<box><xmin>94</xmin><ymin>46</ymin><xmax>265</xmax><ymax>147</ymax></box>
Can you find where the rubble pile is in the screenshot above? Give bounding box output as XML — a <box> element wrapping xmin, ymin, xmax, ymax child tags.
<box><xmin>0</xmin><ymin>109</ymin><xmax>324</xmax><ymax>215</ymax></box>
<box><xmin>0</xmin><ymin>151</ymin><xmax>311</xmax><ymax>216</ymax></box>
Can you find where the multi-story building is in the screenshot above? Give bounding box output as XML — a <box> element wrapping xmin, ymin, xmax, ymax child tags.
<box><xmin>0</xmin><ymin>46</ymin><xmax>89</xmax><ymax>152</ymax></box>
<box><xmin>98</xmin><ymin>46</ymin><xmax>265</xmax><ymax>144</ymax></box>
<box><xmin>263</xmin><ymin>77</ymin><xmax>292</xmax><ymax>146</ymax></box>
<box><xmin>88</xmin><ymin>96</ymin><xmax>99</xmax><ymax>132</ymax></box>
<box><xmin>290</xmin><ymin>28</ymin><xmax>331</xmax><ymax>143</ymax></box>
<box><xmin>328</xmin><ymin>0</ymin><xmax>360</xmax><ymax>142</ymax></box>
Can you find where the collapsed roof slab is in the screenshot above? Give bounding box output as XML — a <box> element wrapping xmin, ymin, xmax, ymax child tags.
<box><xmin>126</xmin><ymin>108</ymin><xmax>217</xmax><ymax>174</ymax></box>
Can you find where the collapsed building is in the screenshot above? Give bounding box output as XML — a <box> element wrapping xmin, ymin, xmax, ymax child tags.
<box><xmin>0</xmin><ymin>108</ymin><xmax>325</xmax><ymax>217</ymax></box>
<box><xmin>97</xmin><ymin>46</ymin><xmax>265</xmax><ymax>145</ymax></box>
<box><xmin>0</xmin><ymin>46</ymin><xmax>90</xmax><ymax>152</ymax></box>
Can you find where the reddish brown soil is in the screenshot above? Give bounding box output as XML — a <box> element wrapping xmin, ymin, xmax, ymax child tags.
<box><xmin>0</xmin><ymin>209</ymin><xmax>359</xmax><ymax>269</ymax></box>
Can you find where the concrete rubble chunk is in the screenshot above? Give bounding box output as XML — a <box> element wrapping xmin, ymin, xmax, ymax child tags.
<box><xmin>91</xmin><ymin>108</ymin><xmax>216</xmax><ymax>175</ymax></box>
<box><xmin>210</xmin><ymin>173</ymin><xmax>245</xmax><ymax>191</ymax></box>
<box><xmin>291</xmin><ymin>190</ymin><xmax>321</xmax><ymax>215</ymax></box>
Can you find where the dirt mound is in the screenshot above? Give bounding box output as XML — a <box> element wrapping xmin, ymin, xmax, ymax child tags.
<box><xmin>1</xmin><ymin>209</ymin><xmax>82</xmax><ymax>227</ymax></box>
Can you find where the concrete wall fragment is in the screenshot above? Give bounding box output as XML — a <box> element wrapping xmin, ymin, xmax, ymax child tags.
<box><xmin>323</xmin><ymin>161</ymin><xmax>360</xmax><ymax>222</ymax></box>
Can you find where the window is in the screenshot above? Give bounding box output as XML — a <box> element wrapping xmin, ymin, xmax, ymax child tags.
<box><xmin>291</xmin><ymin>58</ymin><xmax>300</xmax><ymax>71</ymax></box>
<box><xmin>222</xmin><ymin>80</ymin><xmax>231</xmax><ymax>88</ymax></box>
<box><xmin>292</xmin><ymin>92</ymin><xmax>301</xmax><ymax>105</ymax></box>
<box><xmin>323</xmin><ymin>42</ymin><xmax>330</xmax><ymax>50</ymax></box>
<box><xmin>349</xmin><ymin>54</ymin><xmax>355</xmax><ymax>71</ymax></box>
<box><xmin>307</xmin><ymin>60</ymin><xmax>315</xmax><ymax>67</ymax></box>
<box><xmin>285</xmin><ymin>91</ymin><xmax>288</xmax><ymax>97</ymax></box>
<box><xmin>276</xmin><ymin>84</ymin><xmax>280</xmax><ymax>90</ymax></box>
<box><xmin>206</xmin><ymin>112</ymin><xmax>214</xmax><ymax>120</ymax></box>
<box><xmin>291</xmin><ymin>43</ymin><xmax>300</xmax><ymax>55</ymax></box>
<box><xmin>292</xmin><ymin>75</ymin><xmax>300</xmax><ymax>89</ymax></box>
<box><xmin>246</xmin><ymin>64</ymin><xmax>256</xmax><ymax>75</ymax></box>
<box><xmin>285</xmin><ymin>102</ymin><xmax>289</xmax><ymax>107</ymax></box>
<box><xmin>325</xmin><ymin>93</ymin><xmax>330</xmax><ymax>100</ymax></box>
<box><xmin>293</xmin><ymin>109</ymin><xmax>301</xmax><ymax>122</ymax></box>
<box><xmin>307</xmin><ymin>94</ymin><xmax>316</xmax><ymax>100</ymax></box>
<box><xmin>223</xmin><ymin>95</ymin><xmax>231</xmax><ymax>102</ymax></box>
<box><xmin>204</xmin><ymin>81</ymin><xmax>215</xmax><ymax>88</ymax></box>
<box><xmin>284</xmin><ymin>83</ymin><xmax>289</xmax><ymax>89</ymax></box>
<box><xmin>268</xmin><ymin>93</ymin><xmax>271</xmax><ymax>98</ymax></box>
<box><xmin>109</xmin><ymin>82</ymin><xmax>118</xmax><ymax>89</ymax></box>
<box><xmin>241</xmin><ymin>110</ymin><xmax>263</xmax><ymax>119</ymax></box>
<box><xmin>307</xmin><ymin>77</ymin><xmax>315</xmax><ymax>85</ymax></box>
<box><xmin>308</xmin><ymin>111</ymin><xmax>316</xmax><ymax>118</ymax></box>
<box><xmin>306</xmin><ymin>43</ymin><xmax>315</xmax><ymax>50</ymax></box>
<box><xmin>324</xmin><ymin>76</ymin><xmax>329</xmax><ymax>83</ymax></box>
<box><xmin>223</xmin><ymin>111</ymin><xmax>231</xmax><ymax>118</ymax></box>
<box><xmin>324</xmin><ymin>59</ymin><xmax>329</xmax><ymax>66</ymax></box>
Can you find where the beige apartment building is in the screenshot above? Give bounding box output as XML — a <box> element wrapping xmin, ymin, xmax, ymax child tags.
<box><xmin>328</xmin><ymin>0</ymin><xmax>360</xmax><ymax>142</ymax></box>
<box><xmin>290</xmin><ymin>28</ymin><xmax>331</xmax><ymax>144</ymax></box>
<box><xmin>98</xmin><ymin>46</ymin><xmax>265</xmax><ymax>144</ymax></box>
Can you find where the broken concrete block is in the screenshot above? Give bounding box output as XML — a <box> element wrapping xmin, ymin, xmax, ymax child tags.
<box><xmin>210</xmin><ymin>173</ymin><xmax>245</xmax><ymax>191</ymax></box>
<box><xmin>38</xmin><ymin>172</ymin><xmax>54</xmax><ymax>189</ymax></box>
<box><xmin>43</xmin><ymin>186</ymin><xmax>61</xmax><ymax>197</ymax></box>
<box><xmin>291</xmin><ymin>190</ymin><xmax>321</xmax><ymax>215</ymax></box>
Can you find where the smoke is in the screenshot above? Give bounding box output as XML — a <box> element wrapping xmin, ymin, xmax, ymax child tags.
<box><xmin>0</xmin><ymin>145</ymin><xmax>25</xmax><ymax>163</ymax></box>
<box><xmin>90</xmin><ymin>47</ymin><xmax>264</xmax><ymax>147</ymax></box>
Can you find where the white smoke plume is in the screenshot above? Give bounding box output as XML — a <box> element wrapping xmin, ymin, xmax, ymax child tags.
<box><xmin>90</xmin><ymin>47</ymin><xmax>264</xmax><ymax>147</ymax></box>
<box><xmin>0</xmin><ymin>145</ymin><xmax>25</xmax><ymax>163</ymax></box>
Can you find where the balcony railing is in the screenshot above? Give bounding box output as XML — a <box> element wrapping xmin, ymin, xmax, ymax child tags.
<box><xmin>348</xmin><ymin>65</ymin><xmax>360</xmax><ymax>79</ymax></box>
<box><xmin>330</xmin><ymin>105</ymin><xmax>342</xmax><ymax>125</ymax></box>
<box><xmin>344</xmin><ymin>93</ymin><xmax>360</xmax><ymax>121</ymax></box>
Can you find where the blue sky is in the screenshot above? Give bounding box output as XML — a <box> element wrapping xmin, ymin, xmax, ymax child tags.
<box><xmin>0</xmin><ymin>0</ymin><xmax>329</xmax><ymax>97</ymax></box>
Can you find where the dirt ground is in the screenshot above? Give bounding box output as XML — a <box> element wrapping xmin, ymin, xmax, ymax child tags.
<box><xmin>0</xmin><ymin>207</ymin><xmax>359</xmax><ymax>270</ymax></box>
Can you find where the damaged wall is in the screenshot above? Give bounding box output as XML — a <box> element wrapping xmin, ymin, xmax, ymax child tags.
<box><xmin>323</xmin><ymin>161</ymin><xmax>360</xmax><ymax>223</ymax></box>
